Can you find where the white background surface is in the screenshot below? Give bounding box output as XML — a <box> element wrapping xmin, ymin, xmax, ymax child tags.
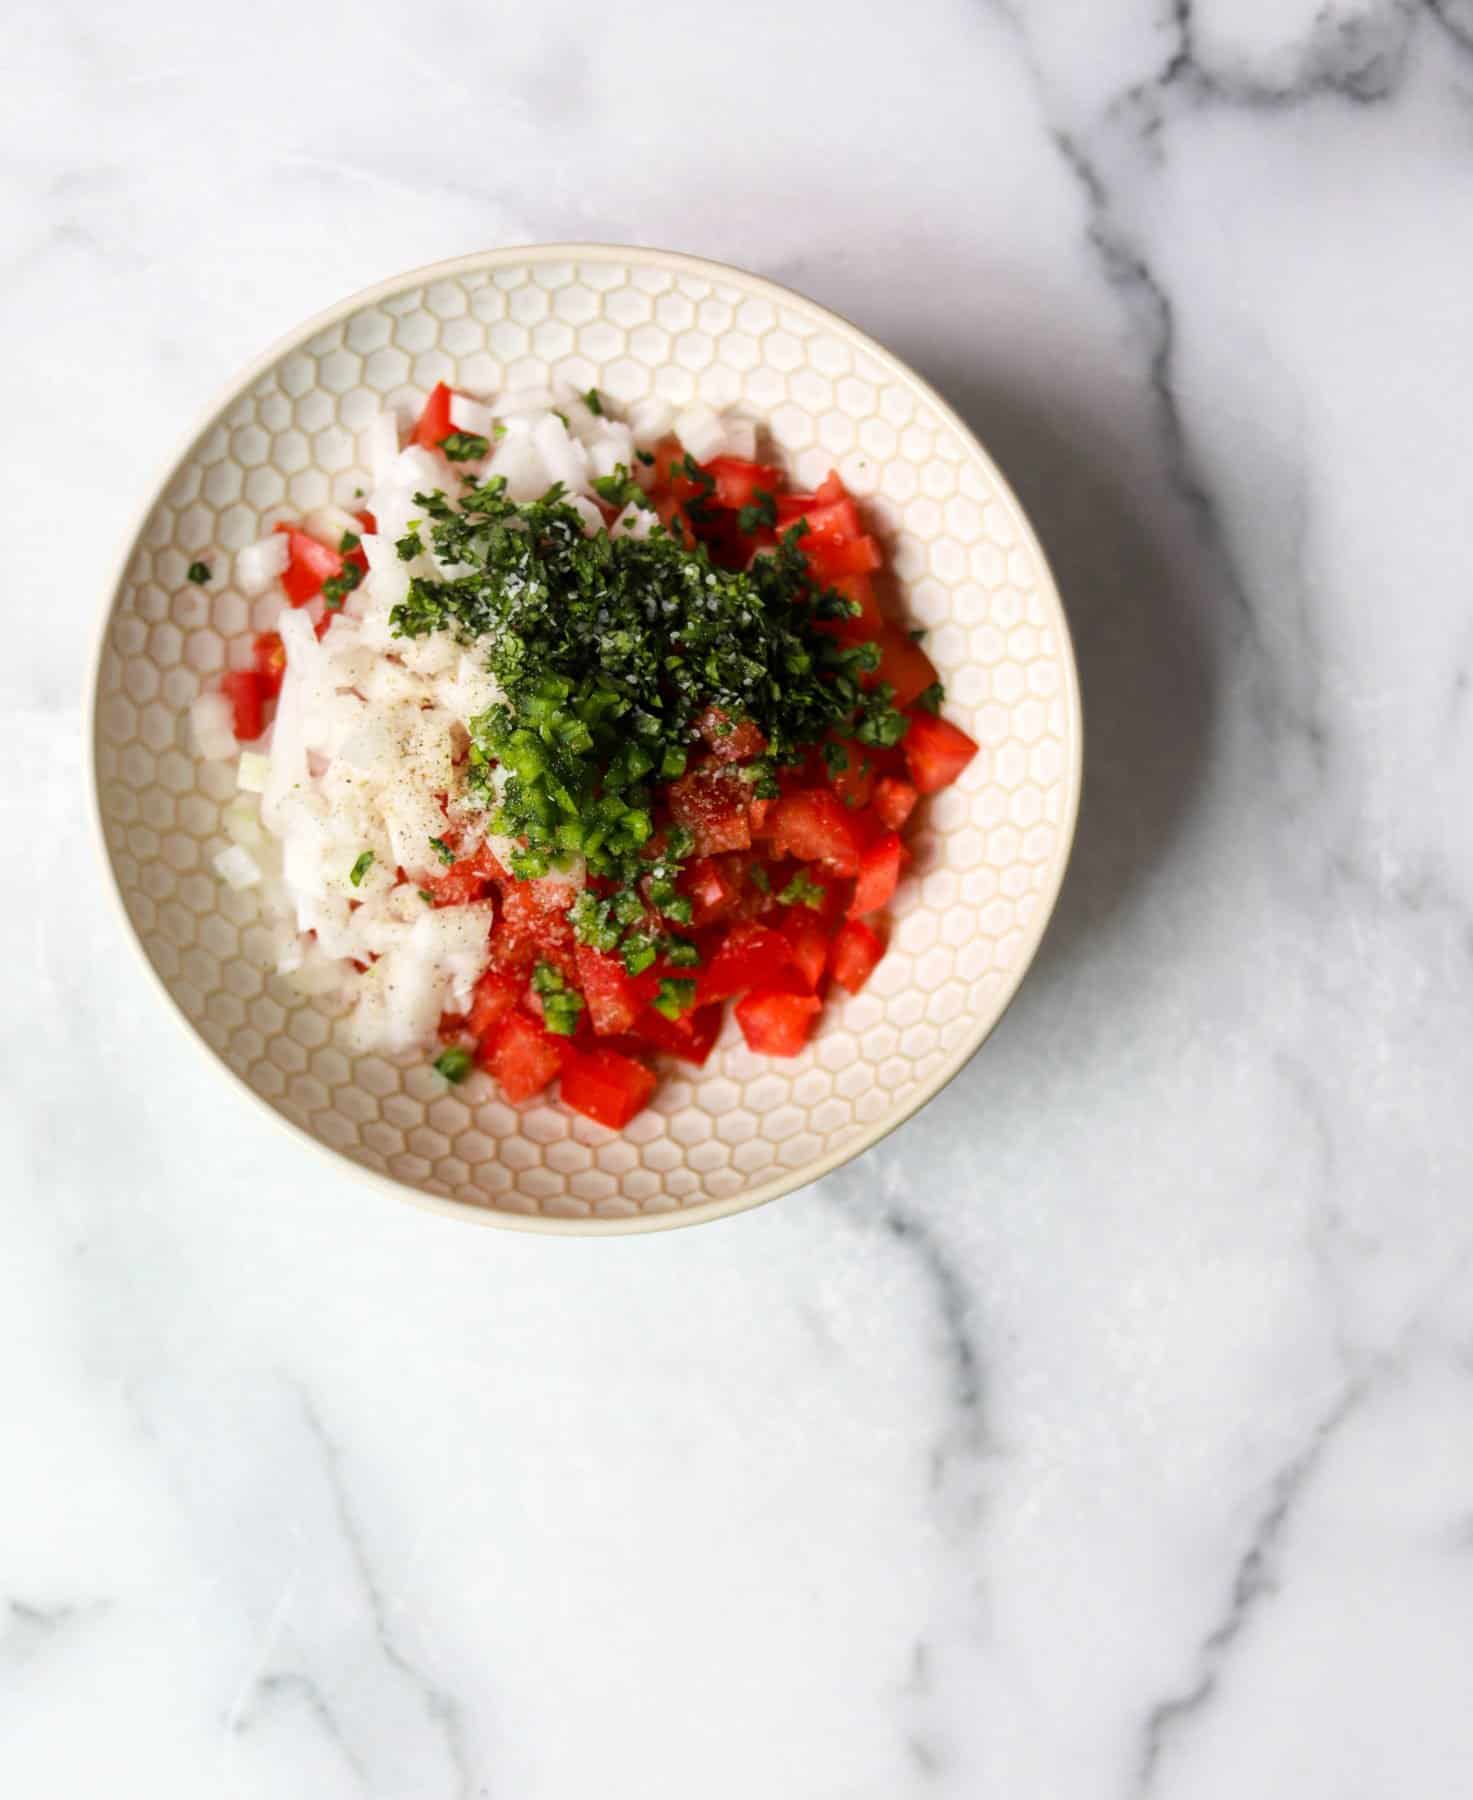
<box><xmin>7</xmin><ymin>2</ymin><xmax>1473</xmax><ymax>1795</ymax></box>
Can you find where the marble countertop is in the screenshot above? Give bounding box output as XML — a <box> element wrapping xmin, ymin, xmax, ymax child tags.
<box><xmin>8</xmin><ymin>1</ymin><xmax>1473</xmax><ymax>1793</ymax></box>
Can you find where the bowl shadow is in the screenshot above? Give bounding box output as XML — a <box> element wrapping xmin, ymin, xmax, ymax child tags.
<box><xmin>923</xmin><ymin>356</ymin><xmax>1213</xmax><ymax>991</ymax></box>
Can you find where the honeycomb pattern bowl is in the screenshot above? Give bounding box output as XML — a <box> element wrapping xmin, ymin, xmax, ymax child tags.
<box><xmin>88</xmin><ymin>246</ymin><xmax>1082</xmax><ymax>1235</ymax></box>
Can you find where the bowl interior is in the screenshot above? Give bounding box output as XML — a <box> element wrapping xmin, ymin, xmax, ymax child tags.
<box><xmin>91</xmin><ymin>247</ymin><xmax>1080</xmax><ymax>1232</ymax></box>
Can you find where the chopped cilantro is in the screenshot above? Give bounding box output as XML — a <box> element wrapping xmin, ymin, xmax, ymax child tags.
<box><xmin>441</xmin><ymin>431</ymin><xmax>490</xmax><ymax>463</ymax></box>
<box><xmin>663</xmin><ymin>936</ymin><xmax>701</xmax><ymax>968</ymax></box>
<box><xmin>652</xmin><ymin>977</ymin><xmax>697</xmax><ymax>1020</ymax></box>
<box><xmin>737</xmin><ymin>490</ymin><xmax>778</xmax><ymax>534</ymax></box>
<box><xmin>396</xmin><ymin>528</ymin><xmax>423</xmax><ymax>561</ymax></box>
<box><xmin>636</xmin><ymin>449</ymin><xmax>655</xmax><ymax>466</ymax></box>
<box><xmin>434</xmin><ymin>1044</ymin><xmax>474</xmax><ymax>1083</ymax></box>
<box><xmin>349</xmin><ymin>850</ymin><xmax>374</xmax><ymax>888</ymax></box>
<box><xmin>916</xmin><ymin>681</ymin><xmax>945</xmax><ymax>715</ymax></box>
<box><xmin>187</xmin><ymin>561</ymin><xmax>211</xmax><ymax>584</ymax></box>
<box><xmin>428</xmin><ymin>836</ymin><xmax>455</xmax><ymax>866</ymax></box>
<box><xmin>822</xmin><ymin>741</ymin><xmax>850</xmax><ymax>775</ymax></box>
<box><xmin>591</xmin><ymin>465</ymin><xmax>647</xmax><ymax>510</ymax></box>
<box><xmin>338</xmin><ymin>530</ymin><xmax>361</xmax><ymax>553</ymax></box>
<box><xmin>388</xmin><ymin>476</ymin><xmax>900</xmax><ymax>919</ymax></box>
<box><xmin>418</xmin><ymin>889</ymin><xmax>435</xmax><ymax>904</ymax></box>
<box><xmin>321</xmin><ymin>560</ymin><xmax>363</xmax><ymax>609</ymax></box>
<box><xmin>778</xmin><ymin>870</ymin><xmax>826</xmax><ymax>909</ymax></box>
<box><xmin>583</xmin><ymin>388</ymin><xmax>604</xmax><ymax>416</ymax></box>
<box><xmin>748</xmin><ymin>863</ymin><xmax>771</xmax><ymax>894</ymax></box>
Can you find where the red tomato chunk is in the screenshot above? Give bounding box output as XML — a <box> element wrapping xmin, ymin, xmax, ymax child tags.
<box><xmin>220</xmin><ymin>670</ymin><xmax>266</xmax><ymax>742</ymax></box>
<box><xmin>575</xmin><ymin>945</ymin><xmax>641</xmax><ymax>1037</ymax></box>
<box><xmin>830</xmin><ymin>919</ymin><xmax>885</xmax><ymax>995</ymax></box>
<box><xmin>903</xmin><ymin>711</ymin><xmax>980</xmax><ymax>795</ymax></box>
<box><xmin>274</xmin><ymin>525</ymin><xmax>345</xmax><ymax>606</ymax></box>
<box><xmin>480</xmin><ymin>1009</ymin><xmax>564</xmax><ymax>1102</ymax></box>
<box><xmin>850</xmin><ymin>831</ymin><xmax>904</xmax><ymax>918</ymax></box>
<box><xmin>560</xmin><ymin>1046</ymin><xmax>658</xmax><ymax>1129</ymax></box>
<box><xmin>735</xmin><ymin>989</ymin><xmax>822</xmax><ymax>1057</ymax></box>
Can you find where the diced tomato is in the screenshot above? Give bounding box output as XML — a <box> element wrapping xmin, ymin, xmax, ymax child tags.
<box><xmin>850</xmin><ymin>830</ymin><xmax>904</xmax><ymax>917</ymax></box>
<box><xmin>871</xmin><ymin>627</ymin><xmax>940</xmax><ymax>709</ymax></box>
<box><xmin>776</xmin><ymin>494</ymin><xmax>865</xmax><ymax>545</ymax></box>
<box><xmin>827</xmin><ymin>743</ymin><xmax>875</xmax><ymax>811</ymax></box>
<box><xmin>653</xmin><ymin>491</ymin><xmax>697</xmax><ymax>548</ymax></box>
<box><xmin>560</xmin><ymin>1045</ymin><xmax>658</xmax><ymax>1129</ymax></box>
<box><xmin>872</xmin><ymin>776</ymin><xmax>918</xmax><ymax>831</ymax></box>
<box><xmin>460</xmin><ymin>840</ymin><xmax>508</xmax><ymax>883</ymax></box>
<box><xmin>475</xmin><ymin>1015</ymin><xmax>561</xmax><ymax>1094</ymax></box>
<box><xmin>764</xmin><ymin>788</ymin><xmax>864</xmax><ymax>875</ymax></box>
<box><xmin>696</xmin><ymin>922</ymin><xmax>796</xmax><ymax>1005</ymax></box>
<box><xmin>668</xmin><ymin>769</ymin><xmax>753</xmax><ymax>855</ymax></box>
<box><xmin>650</xmin><ymin>435</ymin><xmax>706</xmax><ymax>502</ymax></box>
<box><xmin>500</xmin><ymin>878</ymin><xmax>577</xmax><ymax>941</ymax></box>
<box><xmin>251</xmin><ymin>631</ymin><xmax>286</xmax><ymax>697</ymax></box>
<box><xmin>425</xmin><ymin>863</ymin><xmax>492</xmax><ymax>908</ymax></box>
<box><xmin>480</xmin><ymin>1008</ymin><xmax>563</xmax><ymax>1101</ymax></box>
<box><xmin>575</xmin><ymin>944</ymin><xmax>641</xmax><ymax>1037</ymax></box>
<box><xmin>410</xmin><ymin>380</ymin><xmax>454</xmax><ymax>451</ymax></box>
<box><xmin>694</xmin><ymin>704</ymin><xmax>767</xmax><ymax>763</ymax></box>
<box><xmin>220</xmin><ymin>669</ymin><xmax>266</xmax><ymax>742</ymax></box>
<box><xmin>681</xmin><ymin>855</ymin><xmax>743</xmax><ymax>927</ymax></box>
<box><xmin>354</xmin><ymin>509</ymin><xmax>378</xmax><ymax>534</ymax></box>
<box><xmin>748</xmin><ymin>796</ymin><xmax>773</xmax><ymax>837</ymax></box>
<box><xmin>830</xmin><ymin>919</ymin><xmax>885</xmax><ymax>994</ymax></box>
<box><xmin>272</xmin><ymin>524</ymin><xmax>344</xmax><ymax>605</ymax></box>
<box><xmin>734</xmin><ymin>989</ymin><xmax>822</xmax><ymax>1057</ymax></box>
<box><xmin>467</xmin><ymin>967</ymin><xmax>524</xmax><ymax>1038</ymax></box>
<box><xmin>702</xmin><ymin>455</ymin><xmax>784</xmax><ymax>511</ymax></box>
<box><xmin>633</xmin><ymin>1002</ymin><xmax>724</xmax><ymax>1066</ymax></box>
<box><xmin>778</xmin><ymin>915</ymin><xmax>830</xmax><ymax>992</ymax></box>
<box><xmin>903</xmin><ymin>710</ymin><xmax>980</xmax><ymax>795</ymax></box>
<box><xmin>823</xmin><ymin>572</ymin><xmax>886</xmax><ymax>641</ymax></box>
<box><xmin>804</xmin><ymin>534</ymin><xmax>883</xmax><ymax>581</ymax></box>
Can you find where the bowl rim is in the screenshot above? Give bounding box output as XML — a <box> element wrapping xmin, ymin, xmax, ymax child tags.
<box><xmin>85</xmin><ymin>241</ymin><xmax>1083</xmax><ymax>1237</ymax></box>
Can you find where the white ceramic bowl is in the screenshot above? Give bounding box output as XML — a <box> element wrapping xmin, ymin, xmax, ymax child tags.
<box><xmin>88</xmin><ymin>246</ymin><xmax>1082</xmax><ymax>1234</ymax></box>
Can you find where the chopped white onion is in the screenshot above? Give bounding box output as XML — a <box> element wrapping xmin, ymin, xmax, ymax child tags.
<box><xmin>723</xmin><ymin>416</ymin><xmax>759</xmax><ymax>461</ymax></box>
<box><xmin>364</xmin><ymin>412</ymin><xmax>401</xmax><ymax>483</ymax></box>
<box><xmin>302</xmin><ymin>504</ymin><xmax>366</xmax><ymax>546</ymax></box>
<box><xmin>448</xmin><ymin>392</ymin><xmax>495</xmax><ymax>436</ymax></box>
<box><xmin>191</xmin><ymin>691</ymin><xmax>237</xmax><ymax>761</ymax></box>
<box><xmin>627</xmin><ymin>396</ymin><xmax>673</xmax><ymax>446</ymax></box>
<box><xmin>587</xmin><ymin>424</ymin><xmax>635</xmax><ymax>480</ymax></box>
<box><xmin>235</xmin><ymin>533</ymin><xmax>290</xmax><ymax>595</ymax></box>
<box><xmin>674</xmin><ymin>401</ymin><xmax>726</xmax><ymax>464</ymax></box>
<box><xmin>611</xmin><ymin>503</ymin><xmax>656</xmax><ymax>541</ymax></box>
<box><xmin>566</xmin><ymin>494</ymin><xmax>606</xmax><ymax>536</ymax></box>
<box><xmin>237</xmin><ymin>751</ymin><xmax>271</xmax><ymax>794</ymax></box>
<box><xmin>223</xmin><ymin>798</ymin><xmax>263</xmax><ymax>851</ymax></box>
<box><xmin>213</xmin><ymin>844</ymin><xmax>262</xmax><ymax>890</ymax></box>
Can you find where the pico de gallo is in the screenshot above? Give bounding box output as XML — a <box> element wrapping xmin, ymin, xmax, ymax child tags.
<box><xmin>205</xmin><ymin>384</ymin><xmax>978</xmax><ymax>1130</ymax></box>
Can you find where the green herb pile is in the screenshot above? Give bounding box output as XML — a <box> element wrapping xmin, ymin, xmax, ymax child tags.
<box><xmin>389</xmin><ymin>475</ymin><xmax>914</xmax><ymax>936</ymax></box>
